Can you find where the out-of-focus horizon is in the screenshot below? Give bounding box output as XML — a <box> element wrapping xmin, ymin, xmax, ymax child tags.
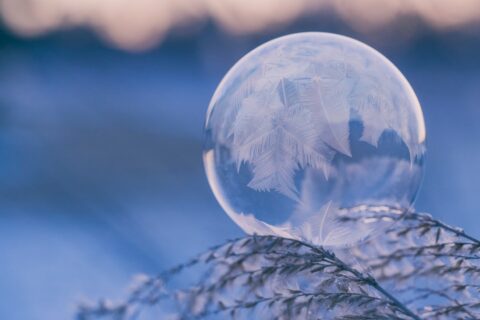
<box><xmin>0</xmin><ymin>1</ymin><xmax>479</xmax><ymax>319</ymax></box>
<box><xmin>2</xmin><ymin>0</ymin><xmax>480</xmax><ymax>51</ymax></box>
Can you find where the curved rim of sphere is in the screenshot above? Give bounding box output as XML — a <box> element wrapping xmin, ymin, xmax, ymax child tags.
<box><xmin>204</xmin><ymin>32</ymin><xmax>426</xmax><ymax>246</ymax></box>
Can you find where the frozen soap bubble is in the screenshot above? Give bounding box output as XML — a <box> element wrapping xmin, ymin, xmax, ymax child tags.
<box><xmin>203</xmin><ymin>33</ymin><xmax>426</xmax><ymax>247</ymax></box>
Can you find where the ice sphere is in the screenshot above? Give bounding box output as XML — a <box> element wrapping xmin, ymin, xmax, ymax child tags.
<box><xmin>203</xmin><ymin>32</ymin><xmax>426</xmax><ymax>247</ymax></box>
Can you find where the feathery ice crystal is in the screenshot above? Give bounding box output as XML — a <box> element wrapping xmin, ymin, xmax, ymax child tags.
<box><xmin>203</xmin><ymin>32</ymin><xmax>426</xmax><ymax>247</ymax></box>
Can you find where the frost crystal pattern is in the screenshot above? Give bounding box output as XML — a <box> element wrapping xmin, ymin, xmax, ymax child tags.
<box><xmin>204</xmin><ymin>33</ymin><xmax>426</xmax><ymax>247</ymax></box>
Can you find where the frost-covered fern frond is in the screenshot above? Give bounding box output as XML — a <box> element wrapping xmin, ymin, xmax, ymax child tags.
<box><xmin>231</xmin><ymin>78</ymin><xmax>337</xmax><ymax>200</ymax></box>
<box><xmin>77</xmin><ymin>212</ymin><xmax>480</xmax><ymax>320</ymax></box>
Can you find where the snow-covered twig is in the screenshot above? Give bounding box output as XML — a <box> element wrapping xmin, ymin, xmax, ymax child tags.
<box><xmin>77</xmin><ymin>212</ymin><xmax>480</xmax><ymax>320</ymax></box>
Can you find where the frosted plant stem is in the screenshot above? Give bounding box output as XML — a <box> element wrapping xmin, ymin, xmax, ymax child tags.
<box><xmin>367</xmin><ymin>281</ymin><xmax>421</xmax><ymax>320</ymax></box>
<box><xmin>422</xmin><ymin>214</ymin><xmax>480</xmax><ymax>245</ymax></box>
<box><xmin>298</xmin><ymin>240</ymin><xmax>422</xmax><ymax>320</ymax></box>
<box><xmin>340</xmin><ymin>206</ymin><xmax>480</xmax><ymax>245</ymax></box>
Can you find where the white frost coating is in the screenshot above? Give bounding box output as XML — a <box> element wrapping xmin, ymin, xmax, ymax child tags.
<box><xmin>204</xmin><ymin>33</ymin><xmax>426</xmax><ymax>247</ymax></box>
<box><xmin>295</xmin><ymin>201</ymin><xmax>353</xmax><ymax>247</ymax></box>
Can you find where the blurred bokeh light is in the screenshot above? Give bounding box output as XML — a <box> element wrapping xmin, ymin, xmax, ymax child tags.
<box><xmin>1</xmin><ymin>0</ymin><xmax>480</xmax><ymax>50</ymax></box>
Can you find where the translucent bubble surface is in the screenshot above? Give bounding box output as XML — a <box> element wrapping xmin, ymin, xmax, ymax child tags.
<box><xmin>203</xmin><ymin>33</ymin><xmax>426</xmax><ymax>247</ymax></box>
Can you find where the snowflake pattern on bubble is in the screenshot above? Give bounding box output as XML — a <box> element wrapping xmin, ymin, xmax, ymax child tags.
<box><xmin>204</xmin><ymin>33</ymin><xmax>426</xmax><ymax>247</ymax></box>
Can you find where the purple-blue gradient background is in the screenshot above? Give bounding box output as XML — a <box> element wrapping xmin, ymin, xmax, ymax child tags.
<box><xmin>1</xmin><ymin>14</ymin><xmax>479</xmax><ymax>320</ymax></box>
